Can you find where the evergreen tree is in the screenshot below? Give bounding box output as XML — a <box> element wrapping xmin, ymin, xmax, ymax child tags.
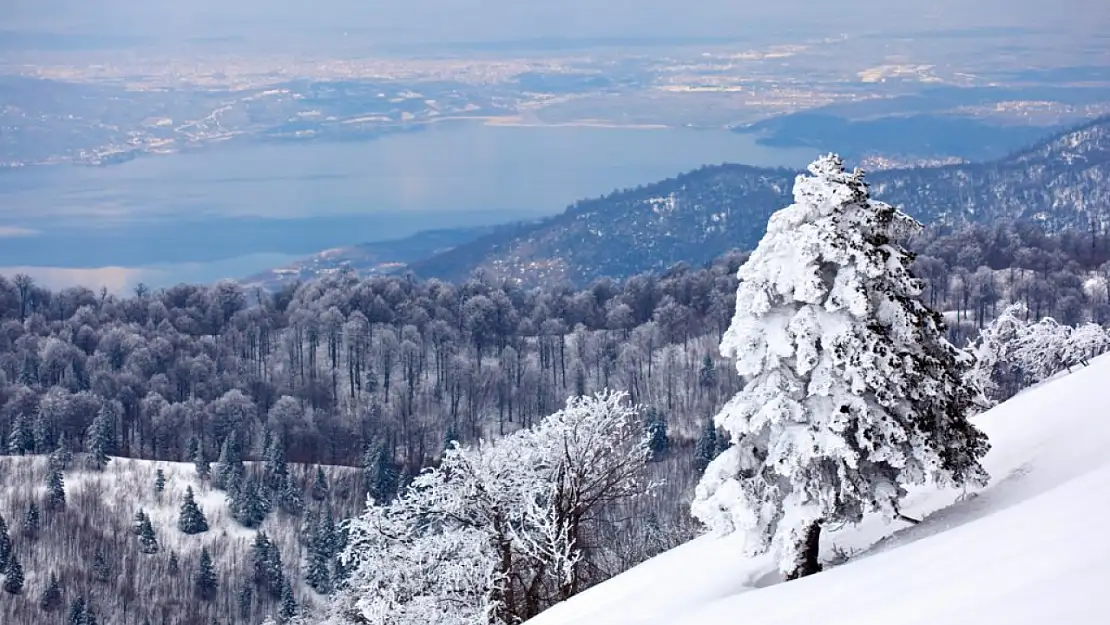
<box><xmin>33</xmin><ymin>410</ymin><xmax>54</xmax><ymax>454</ymax></box>
<box><xmin>22</xmin><ymin>501</ymin><xmax>40</xmax><ymax>539</ymax></box>
<box><xmin>263</xmin><ymin>433</ymin><xmax>289</xmax><ymax>492</ymax></box>
<box><xmin>0</xmin><ymin>513</ymin><xmax>12</xmax><ymax>572</ymax></box>
<box><xmin>230</xmin><ymin>477</ymin><xmax>268</xmax><ymax>528</ymax></box>
<box><xmin>251</xmin><ymin>531</ymin><xmax>284</xmax><ymax>598</ymax></box>
<box><xmin>276</xmin><ymin>474</ymin><xmax>305</xmax><ymax>516</ymax></box>
<box><xmin>311</xmin><ymin>465</ymin><xmax>330</xmax><ymax>501</ymax></box>
<box><xmin>698</xmin><ymin>354</ymin><xmax>717</xmax><ymax>390</ymax></box>
<box><xmin>50</xmin><ymin>433</ymin><xmax>73</xmax><ymax>472</ymax></box>
<box><xmin>168</xmin><ymin>551</ymin><xmax>180</xmax><ymax>576</ymax></box>
<box><xmin>691</xmin><ymin>155</ymin><xmax>991</xmax><ymax>580</ymax></box>
<box><xmin>91</xmin><ymin>549</ymin><xmax>110</xmax><ymax>582</ymax></box>
<box><xmin>178</xmin><ymin>486</ymin><xmax>209</xmax><ymax>534</ymax></box>
<box><xmin>46</xmin><ymin>465</ymin><xmax>66</xmax><ymax>510</ymax></box>
<box><xmin>40</xmin><ymin>571</ymin><xmax>63</xmax><ymax>611</ymax></box>
<box><xmin>279</xmin><ymin>578</ymin><xmax>298</xmax><ymax>622</ymax></box>
<box><xmin>154</xmin><ymin>468</ymin><xmax>166</xmax><ymax>495</ymax></box>
<box><xmin>644</xmin><ymin>407</ymin><xmax>669</xmax><ymax>460</ymax></box>
<box><xmin>195</xmin><ymin>547</ymin><xmax>218</xmax><ymax>600</ymax></box>
<box><xmin>85</xmin><ymin>404</ymin><xmax>115</xmax><ymax>471</ymax></box>
<box><xmin>3</xmin><ymin>553</ymin><xmax>23</xmax><ymax>594</ymax></box>
<box><xmin>138</xmin><ymin>514</ymin><xmax>159</xmax><ymax>554</ymax></box>
<box><xmin>215</xmin><ymin>431</ymin><xmax>245</xmax><ymax>491</ymax></box>
<box><xmin>7</xmin><ymin>412</ymin><xmax>32</xmax><ymax>455</ymax></box>
<box><xmin>132</xmin><ymin>509</ymin><xmax>148</xmax><ymax>534</ymax></box>
<box><xmin>67</xmin><ymin>597</ymin><xmax>87</xmax><ymax>625</ymax></box>
<box><xmin>364</xmin><ymin>443</ymin><xmax>398</xmax><ymax>504</ymax></box>
<box><xmin>693</xmin><ymin>418</ymin><xmax>718</xmax><ymax>474</ymax></box>
<box><xmin>305</xmin><ymin>519</ymin><xmax>333</xmax><ymax>595</ymax></box>
<box><xmin>190</xmin><ymin>437</ymin><xmax>210</xmax><ymax>481</ymax></box>
<box><xmin>237</xmin><ymin>581</ymin><xmax>254</xmax><ymax>621</ymax></box>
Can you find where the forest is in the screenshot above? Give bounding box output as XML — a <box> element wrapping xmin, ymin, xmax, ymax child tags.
<box><xmin>2</xmin><ymin>216</ymin><xmax>1110</xmax><ymax>624</ymax></box>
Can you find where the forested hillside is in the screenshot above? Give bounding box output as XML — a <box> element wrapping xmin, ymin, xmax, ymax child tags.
<box><xmin>409</xmin><ymin>117</ymin><xmax>1110</xmax><ymax>284</ymax></box>
<box><xmin>2</xmin><ymin>216</ymin><xmax>1110</xmax><ymax>624</ymax></box>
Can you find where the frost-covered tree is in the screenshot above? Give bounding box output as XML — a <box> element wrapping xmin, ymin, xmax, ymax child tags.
<box><xmin>154</xmin><ymin>468</ymin><xmax>166</xmax><ymax>495</ymax></box>
<box><xmin>1062</xmin><ymin>322</ymin><xmax>1109</xmax><ymax>368</ymax></box>
<box><xmin>1011</xmin><ymin>316</ymin><xmax>1072</xmax><ymax>382</ymax></box>
<box><xmin>91</xmin><ymin>550</ymin><xmax>110</xmax><ymax>582</ymax></box>
<box><xmin>178</xmin><ymin>486</ymin><xmax>209</xmax><ymax>534</ymax></box>
<box><xmin>691</xmin><ymin>155</ymin><xmax>990</xmax><ymax>580</ymax></box>
<box><xmin>965</xmin><ymin>303</ymin><xmax>1029</xmax><ymax>404</ymax></box>
<box><xmin>335</xmin><ymin>390</ymin><xmax>653</xmax><ymax>625</ymax></box>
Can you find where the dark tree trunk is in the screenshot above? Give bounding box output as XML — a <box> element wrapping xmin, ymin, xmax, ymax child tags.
<box><xmin>784</xmin><ymin>521</ymin><xmax>822</xmax><ymax>581</ymax></box>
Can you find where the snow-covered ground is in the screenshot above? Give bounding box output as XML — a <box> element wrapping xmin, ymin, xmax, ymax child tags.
<box><xmin>526</xmin><ymin>354</ymin><xmax>1110</xmax><ymax>625</ymax></box>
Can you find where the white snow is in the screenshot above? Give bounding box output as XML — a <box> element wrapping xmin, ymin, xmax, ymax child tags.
<box><xmin>525</xmin><ymin>353</ymin><xmax>1110</xmax><ymax>625</ymax></box>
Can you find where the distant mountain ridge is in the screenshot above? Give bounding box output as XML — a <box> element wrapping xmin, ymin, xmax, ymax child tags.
<box><xmin>408</xmin><ymin>116</ymin><xmax>1110</xmax><ymax>285</ymax></box>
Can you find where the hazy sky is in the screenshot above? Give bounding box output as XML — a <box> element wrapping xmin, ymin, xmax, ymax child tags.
<box><xmin>2</xmin><ymin>0</ymin><xmax>1107</xmax><ymax>52</ymax></box>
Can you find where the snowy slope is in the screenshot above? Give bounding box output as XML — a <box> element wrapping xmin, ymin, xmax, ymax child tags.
<box><xmin>526</xmin><ymin>354</ymin><xmax>1110</xmax><ymax>625</ymax></box>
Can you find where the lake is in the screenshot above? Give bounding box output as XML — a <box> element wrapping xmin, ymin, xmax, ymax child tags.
<box><xmin>0</xmin><ymin>122</ymin><xmax>815</xmax><ymax>290</ymax></box>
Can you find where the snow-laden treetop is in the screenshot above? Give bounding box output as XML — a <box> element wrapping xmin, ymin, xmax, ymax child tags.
<box><xmin>694</xmin><ymin>154</ymin><xmax>990</xmax><ymax>576</ymax></box>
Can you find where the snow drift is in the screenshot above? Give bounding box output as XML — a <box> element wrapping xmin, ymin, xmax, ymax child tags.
<box><xmin>525</xmin><ymin>353</ymin><xmax>1110</xmax><ymax>625</ymax></box>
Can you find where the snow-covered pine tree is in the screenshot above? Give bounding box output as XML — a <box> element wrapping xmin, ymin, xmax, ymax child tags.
<box><xmin>40</xmin><ymin>571</ymin><xmax>63</xmax><ymax>611</ymax></box>
<box><xmin>279</xmin><ymin>578</ymin><xmax>298</xmax><ymax>621</ymax></box>
<box><xmin>190</xmin><ymin>437</ymin><xmax>210</xmax><ymax>481</ymax></box>
<box><xmin>3</xmin><ymin>553</ymin><xmax>23</xmax><ymax>594</ymax></box>
<box><xmin>644</xmin><ymin>407</ymin><xmax>669</xmax><ymax>460</ymax></box>
<box><xmin>237</xmin><ymin>581</ymin><xmax>254</xmax><ymax>621</ymax></box>
<box><xmin>23</xmin><ymin>502</ymin><xmax>40</xmax><ymax>539</ymax></box>
<box><xmin>230</xmin><ymin>477</ymin><xmax>269</xmax><ymax>528</ymax></box>
<box><xmin>7</xmin><ymin>412</ymin><xmax>32</xmax><ymax>455</ymax></box>
<box><xmin>311</xmin><ymin>466</ymin><xmax>330</xmax><ymax>502</ymax></box>
<box><xmin>276</xmin><ymin>474</ymin><xmax>305</xmax><ymax>516</ymax></box>
<box><xmin>50</xmin><ymin>433</ymin><xmax>73</xmax><ymax>472</ymax></box>
<box><xmin>263</xmin><ymin>433</ymin><xmax>289</xmax><ymax>492</ymax></box>
<box><xmin>252</xmin><ymin>531</ymin><xmax>285</xmax><ymax>599</ymax></box>
<box><xmin>67</xmin><ymin>597</ymin><xmax>86</xmax><ymax>625</ymax></box>
<box><xmin>691</xmin><ymin>155</ymin><xmax>991</xmax><ymax>580</ymax></box>
<box><xmin>178</xmin><ymin>486</ymin><xmax>209</xmax><ymax>534</ymax></box>
<box><xmin>363</xmin><ymin>443</ymin><xmax>398</xmax><ymax>504</ymax></box>
<box><xmin>45</xmin><ymin>465</ymin><xmax>66</xmax><ymax>511</ymax></box>
<box><xmin>195</xmin><ymin>547</ymin><xmax>218</xmax><ymax>600</ymax></box>
<box><xmin>215</xmin><ymin>431</ymin><xmax>246</xmax><ymax>491</ymax></box>
<box><xmin>138</xmin><ymin>514</ymin><xmax>159</xmax><ymax>554</ymax></box>
<box><xmin>85</xmin><ymin>403</ymin><xmax>116</xmax><ymax>471</ymax></box>
<box><xmin>154</xmin><ymin>468</ymin><xmax>166</xmax><ymax>495</ymax></box>
<box><xmin>168</xmin><ymin>551</ymin><xmax>180</xmax><ymax>576</ymax></box>
<box><xmin>0</xmin><ymin>513</ymin><xmax>11</xmax><ymax>572</ymax></box>
<box><xmin>693</xmin><ymin>418</ymin><xmax>718</xmax><ymax>475</ymax></box>
<box><xmin>91</xmin><ymin>550</ymin><xmax>110</xmax><ymax>582</ymax></box>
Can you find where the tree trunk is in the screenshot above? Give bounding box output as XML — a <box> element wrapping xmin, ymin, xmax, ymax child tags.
<box><xmin>784</xmin><ymin>521</ymin><xmax>822</xmax><ymax>580</ymax></box>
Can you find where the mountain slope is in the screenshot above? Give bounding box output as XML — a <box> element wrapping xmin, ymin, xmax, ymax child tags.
<box><xmin>411</xmin><ymin>116</ymin><xmax>1110</xmax><ymax>285</ymax></box>
<box><xmin>524</xmin><ymin>354</ymin><xmax>1110</xmax><ymax>625</ymax></box>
